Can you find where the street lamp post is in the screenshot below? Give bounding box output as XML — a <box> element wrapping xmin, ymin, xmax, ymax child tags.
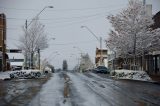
<box><xmin>37</xmin><ymin>48</ymin><xmax>40</xmax><ymax>70</ymax></box>
<box><xmin>26</xmin><ymin>6</ymin><xmax>53</xmax><ymax>28</ymax></box>
<box><xmin>0</xmin><ymin>14</ymin><xmax>6</xmax><ymax>71</ymax></box>
<box><xmin>73</xmin><ymin>46</ymin><xmax>84</xmax><ymax>72</ymax></box>
<box><xmin>73</xmin><ymin>46</ymin><xmax>83</xmax><ymax>56</ymax></box>
<box><xmin>25</xmin><ymin>6</ymin><xmax>53</xmax><ymax>69</ymax></box>
<box><xmin>81</xmin><ymin>26</ymin><xmax>103</xmax><ymax>66</ymax></box>
<box><xmin>106</xmin><ymin>44</ymin><xmax>116</xmax><ymax>71</ymax></box>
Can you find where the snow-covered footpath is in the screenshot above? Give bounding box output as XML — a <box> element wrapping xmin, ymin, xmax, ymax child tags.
<box><xmin>29</xmin><ymin>73</ymin><xmax>71</xmax><ymax>106</ymax></box>
<box><xmin>112</xmin><ymin>69</ymin><xmax>152</xmax><ymax>81</ymax></box>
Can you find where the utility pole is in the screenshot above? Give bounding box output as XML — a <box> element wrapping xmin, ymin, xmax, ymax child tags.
<box><xmin>81</xmin><ymin>26</ymin><xmax>103</xmax><ymax>66</ymax></box>
<box><xmin>24</xmin><ymin>6</ymin><xmax>53</xmax><ymax>69</ymax></box>
<box><xmin>37</xmin><ymin>48</ymin><xmax>40</xmax><ymax>70</ymax></box>
<box><xmin>0</xmin><ymin>14</ymin><xmax>6</xmax><ymax>71</ymax></box>
<box><xmin>1</xmin><ymin>29</ymin><xmax>5</xmax><ymax>71</ymax></box>
<box><xmin>100</xmin><ymin>37</ymin><xmax>103</xmax><ymax>66</ymax></box>
<box><xmin>25</xmin><ymin>20</ymin><xmax>28</xmax><ymax>69</ymax></box>
<box><xmin>106</xmin><ymin>43</ymin><xmax>116</xmax><ymax>71</ymax></box>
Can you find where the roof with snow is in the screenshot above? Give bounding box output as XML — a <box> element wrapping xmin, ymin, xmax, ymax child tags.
<box><xmin>7</xmin><ymin>53</ymin><xmax>24</xmax><ymax>59</ymax></box>
<box><xmin>10</xmin><ymin>62</ymin><xmax>23</xmax><ymax>66</ymax></box>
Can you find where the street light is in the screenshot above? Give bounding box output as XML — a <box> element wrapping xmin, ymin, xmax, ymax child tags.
<box><xmin>25</xmin><ymin>6</ymin><xmax>53</xmax><ymax>69</ymax></box>
<box><xmin>73</xmin><ymin>47</ymin><xmax>84</xmax><ymax>72</ymax></box>
<box><xmin>26</xmin><ymin>6</ymin><xmax>53</xmax><ymax>27</ymax></box>
<box><xmin>73</xmin><ymin>46</ymin><xmax>83</xmax><ymax>56</ymax></box>
<box><xmin>106</xmin><ymin>43</ymin><xmax>116</xmax><ymax>71</ymax></box>
<box><xmin>81</xmin><ymin>25</ymin><xmax>103</xmax><ymax>66</ymax></box>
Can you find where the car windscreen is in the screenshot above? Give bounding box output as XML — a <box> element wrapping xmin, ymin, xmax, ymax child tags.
<box><xmin>97</xmin><ymin>66</ymin><xmax>107</xmax><ymax>69</ymax></box>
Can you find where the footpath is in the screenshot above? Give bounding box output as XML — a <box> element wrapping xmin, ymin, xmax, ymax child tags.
<box><xmin>150</xmin><ymin>75</ymin><xmax>160</xmax><ymax>84</ymax></box>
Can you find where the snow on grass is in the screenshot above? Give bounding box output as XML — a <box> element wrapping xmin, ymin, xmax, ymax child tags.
<box><xmin>113</xmin><ymin>69</ymin><xmax>152</xmax><ymax>81</ymax></box>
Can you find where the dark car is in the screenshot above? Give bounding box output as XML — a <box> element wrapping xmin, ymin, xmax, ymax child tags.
<box><xmin>94</xmin><ymin>66</ymin><xmax>110</xmax><ymax>74</ymax></box>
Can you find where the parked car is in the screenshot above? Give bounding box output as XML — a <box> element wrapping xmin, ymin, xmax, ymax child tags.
<box><xmin>93</xmin><ymin>66</ymin><xmax>110</xmax><ymax>74</ymax></box>
<box><xmin>12</xmin><ymin>66</ymin><xmax>22</xmax><ymax>71</ymax></box>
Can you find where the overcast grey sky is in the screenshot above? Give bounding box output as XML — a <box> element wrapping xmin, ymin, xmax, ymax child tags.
<box><xmin>0</xmin><ymin>0</ymin><xmax>133</xmax><ymax>69</ymax></box>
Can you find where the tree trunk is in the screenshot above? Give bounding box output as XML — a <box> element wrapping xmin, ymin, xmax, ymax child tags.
<box><xmin>30</xmin><ymin>51</ymin><xmax>34</xmax><ymax>69</ymax></box>
<box><xmin>133</xmin><ymin>34</ymin><xmax>137</xmax><ymax>70</ymax></box>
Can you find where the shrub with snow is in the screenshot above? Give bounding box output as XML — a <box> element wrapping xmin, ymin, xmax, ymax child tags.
<box><xmin>10</xmin><ymin>70</ymin><xmax>43</xmax><ymax>79</ymax></box>
<box><xmin>113</xmin><ymin>70</ymin><xmax>152</xmax><ymax>81</ymax></box>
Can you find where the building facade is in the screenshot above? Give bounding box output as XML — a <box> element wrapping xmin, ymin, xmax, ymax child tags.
<box><xmin>95</xmin><ymin>48</ymin><xmax>108</xmax><ymax>67</ymax></box>
<box><xmin>108</xmin><ymin>0</ymin><xmax>160</xmax><ymax>75</ymax></box>
<box><xmin>0</xmin><ymin>13</ymin><xmax>7</xmax><ymax>71</ymax></box>
<box><xmin>7</xmin><ymin>49</ymin><xmax>24</xmax><ymax>71</ymax></box>
<box><xmin>145</xmin><ymin>0</ymin><xmax>160</xmax><ymax>75</ymax></box>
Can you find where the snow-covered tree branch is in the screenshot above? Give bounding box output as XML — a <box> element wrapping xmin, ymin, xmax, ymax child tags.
<box><xmin>106</xmin><ymin>0</ymin><xmax>160</xmax><ymax>65</ymax></box>
<box><xmin>19</xmin><ymin>19</ymin><xmax>48</xmax><ymax>69</ymax></box>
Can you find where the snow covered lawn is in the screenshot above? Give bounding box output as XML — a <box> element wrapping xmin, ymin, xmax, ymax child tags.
<box><xmin>112</xmin><ymin>69</ymin><xmax>152</xmax><ymax>81</ymax></box>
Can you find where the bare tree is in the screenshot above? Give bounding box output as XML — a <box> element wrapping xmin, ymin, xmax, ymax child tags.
<box><xmin>19</xmin><ymin>19</ymin><xmax>48</xmax><ymax>69</ymax></box>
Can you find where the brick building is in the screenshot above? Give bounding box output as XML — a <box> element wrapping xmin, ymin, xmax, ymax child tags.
<box><xmin>0</xmin><ymin>13</ymin><xmax>8</xmax><ymax>71</ymax></box>
<box><xmin>95</xmin><ymin>48</ymin><xmax>108</xmax><ymax>67</ymax></box>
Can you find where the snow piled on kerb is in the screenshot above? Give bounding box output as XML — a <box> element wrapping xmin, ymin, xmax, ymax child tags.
<box><xmin>29</xmin><ymin>73</ymin><xmax>71</xmax><ymax>106</ymax></box>
<box><xmin>0</xmin><ymin>71</ymin><xmax>11</xmax><ymax>80</ymax></box>
<box><xmin>0</xmin><ymin>70</ymin><xmax>42</xmax><ymax>80</ymax></box>
<box><xmin>114</xmin><ymin>70</ymin><xmax>152</xmax><ymax>81</ymax></box>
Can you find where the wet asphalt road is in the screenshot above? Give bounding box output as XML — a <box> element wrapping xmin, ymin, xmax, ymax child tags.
<box><xmin>83</xmin><ymin>72</ymin><xmax>160</xmax><ymax>106</ymax></box>
<box><xmin>0</xmin><ymin>72</ymin><xmax>160</xmax><ymax>106</ymax></box>
<box><xmin>0</xmin><ymin>78</ymin><xmax>49</xmax><ymax>106</ymax></box>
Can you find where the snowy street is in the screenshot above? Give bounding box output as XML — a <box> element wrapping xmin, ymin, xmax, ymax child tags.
<box><xmin>1</xmin><ymin>0</ymin><xmax>160</xmax><ymax>106</ymax></box>
<box><xmin>0</xmin><ymin>77</ymin><xmax>49</xmax><ymax>106</ymax></box>
<box><xmin>29</xmin><ymin>72</ymin><xmax>160</xmax><ymax>106</ymax></box>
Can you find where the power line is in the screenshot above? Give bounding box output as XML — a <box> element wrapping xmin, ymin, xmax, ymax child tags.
<box><xmin>5</xmin><ymin>7</ymin><xmax>120</xmax><ymax>21</ymax></box>
<box><xmin>7</xmin><ymin>36</ymin><xmax>98</xmax><ymax>45</ymax></box>
<box><xmin>5</xmin><ymin>13</ymin><xmax>102</xmax><ymax>21</ymax></box>
<box><xmin>50</xmin><ymin>40</ymin><xmax>98</xmax><ymax>46</ymax></box>
<box><xmin>46</xmin><ymin>14</ymin><xmax>104</xmax><ymax>29</ymax></box>
<box><xmin>0</xmin><ymin>4</ymin><xmax>125</xmax><ymax>12</ymax></box>
<box><xmin>0</xmin><ymin>7</ymin><xmax>39</xmax><ymax>11</ymax></box>
<box><xmin>44</xmin><ymin>13</ymin><xmax>105</xmax><ymax>25</ymax></box>
<box><xmin>4</xmin><ymin>7</ymin><xmax>123</xmax><ymax>29</ymax></box>
<box><xmin>3</xmin><ymin>7</ymin><xmax>124</xmax><ymax>31</ymax></box>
